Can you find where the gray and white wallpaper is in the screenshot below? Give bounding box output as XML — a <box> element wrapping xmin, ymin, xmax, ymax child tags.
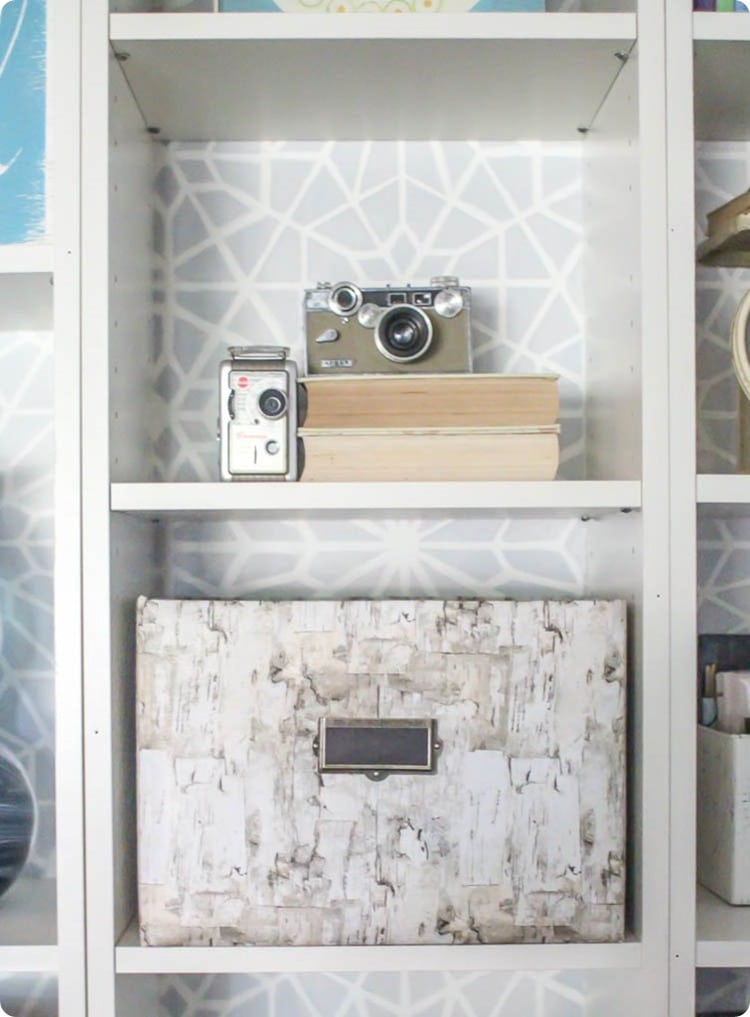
<box><xmin>696</xmin><ymin>146</ymin><xmax>750</xmax><ymax>1017</ymax></box>
<box><xmin>0</xmin><ymin>973</ymin><xmax>56</xmax><ymax>1017</ymax></box>
<box><xmin>696</xmin><ymin>141</ymin><xmax>750</xmax><ymax>476</ymax></box>
<box><xmin>697</xmin><ymin>969</ymin><xmax>750</xmax><ymax>1017</ymax></box>
<box><xmin>697</xmin><ymin>144</ymin><xmax>750</xmax><ymax>636</ymax></box>
<box><xmin>153</xmin><ymin>139</ymin><xmax>597</xmax><ymax>604</ymax></box>
<box><xmin>0</xmin><ymin>329</ymin><xmax>54</xmax><ymax>878</ymax></box>
<box><xmin>155</xmin><ymin>970</ymin><xmax>633</xmax><ymax>1017</ymax></box>
<box><xmin>151</xmin><ymin>139</ymin><xmax>586</xmax><ymax>482</ymax></box>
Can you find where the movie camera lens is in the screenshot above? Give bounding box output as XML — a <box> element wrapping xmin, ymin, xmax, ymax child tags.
<box><xmin>258</xmin><ymin>388</ymin><xmax>287</xmax><ymax>419</ymax></box>
<box><xmin>375</xmin><ymin>305</ymin><xmax>433</xmax><ymax>363</ymax></box>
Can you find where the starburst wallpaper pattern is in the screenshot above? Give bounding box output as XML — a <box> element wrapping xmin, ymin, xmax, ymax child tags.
<box><xmin>0</xmin><ymin>329</ymin><xmax>54</xmax><ymax>877</ymax></box>
<box><xmin>155</xmin><ymin>970</ymin><xmax>633</xmax><ymax>1017</ymax></box>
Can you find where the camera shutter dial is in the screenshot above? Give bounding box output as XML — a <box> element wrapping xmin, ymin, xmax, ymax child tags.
<box><xmin>357</xmin><ymin>302</ymin><xmax>383</xmax><ymax>330</ymax></box>
<box><xmin>328</xmin><ymin>282</ymin><xmax>363</xmax><ymax>317</ymax></box>
<box><xmin>434</xmin><ymin>287</ymin><xmax>465</xmax><ymax>319</ymax></box>
<box><xmin>374</xmin><ymin>305</ymin><xmax>434</xmax><ymax>364</ymax></box>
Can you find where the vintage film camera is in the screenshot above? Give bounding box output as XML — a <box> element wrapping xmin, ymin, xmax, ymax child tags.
<box><xmin>304</xmin><ymin>277</ymin><xmax>472</xmax><ymax>375</ymax></box>
<box><xmin>218</xmin><ymin>346</ymin><xmax>303</xmax><ymax>481</ymax></box>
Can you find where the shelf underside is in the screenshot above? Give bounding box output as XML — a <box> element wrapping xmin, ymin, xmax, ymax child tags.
<box><xmin>695</xmin><ymin>35</ymin><xmax>750</xmax><ymax>142</ymax></box>
<box><xmin>0</xmin><ymin>879</ymin><xmax>57</xmax><ymax>972</ymax></box>
<box><xmin>697</xmin><ymin>884</ymin><xmax>750</xmax><ymax>968</ymax></box>
<box><xmin>698</xmin><ymin>474</ymin><xmax>750</xmax><ymax>514</ymax></box>
<box><xmin>110</xmin><ymin>14</ymin><xmax>636</xmax><ymax>141</ymax></box>
<box><xmin>0</xmin><ymin>274</ymin><xmax>53</xmax><ymax>331</ymax></box>
<box><xmin>110</xmin><ymin>480</ymin><xmax>641</xmax><ymax>518</ymax></box>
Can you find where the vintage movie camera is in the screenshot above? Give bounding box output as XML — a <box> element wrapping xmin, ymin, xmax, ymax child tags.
<box><xmin>304</xmin><ymin>277</ymin><xmax>472</xmax><ymax>375</ymax></box>
<box><xmin>218</xmin><ymin>346</ymin><xmax>303</xmax><ymax>481</ymax></box>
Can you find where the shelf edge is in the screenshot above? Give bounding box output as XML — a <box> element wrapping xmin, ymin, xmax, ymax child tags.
<box><xmin>0</xmin><ymin>945</ymin><xmax>58</xmax><ymax>973</ymax></box>
<box><xmin>0</xmin><ymin>243</ymin><xmax>54</xmax><ymax>276</ymax></box>
<box><xmin>110</xmin><ymin>480</ymin><xmax>642</xmax><ymax>515</ymax></box>
<box><xmin>694</xmin><ymin>10</ymin><xmax>750</xmax><ymax>42</ymax></box>
<box><xmin>115</xmin><ymin>936</ymin><xmax>642</xmax><ymax>975</ymax></box>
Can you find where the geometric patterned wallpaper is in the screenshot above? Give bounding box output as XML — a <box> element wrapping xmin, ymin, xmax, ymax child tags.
<box><xmin>696</xmin><ymin>141</ymin><xmax>750</xmax><ymax>475</ymax></box>
<box><xmin>697</xmin><ymin>968</ymin><xmax>750</xmax><ymax>1017</ymax></box>
<box><xmin>157</xmin><ymin>970</ymin><xmax>634</xmax><ymax>1017</ymax></box>
<box><xmin>696</xmin><ymin>144</ymin><xmax>750</xmax><ymax>1016</ymax></box>
<box><xmin>0</xmin><ymin>329</ymin><xmax>54</xmax><ymax>877</ymax></box>
<box><xmin>698</xmin><ymin>515</ymin><xmax>750</xmax><ymax>635</ymax></box>
<box><xmin>164</xmin><ymin>515</ymin><xmax>589</xmax><ymax>601</ymax></box>
<box><xmin>697</xmin><ymin>143</ymin><xmax>750</xmax><ymax>638</ymax></box>
<box><xmin>0</xmin><ymin>973</ymin><xmax>56</xmax><ymax>1017</ymax></box>
<box><xmin>152</xmin><ymin>139</ymin><xmax>586</xmax><ymax>482</ymax></box>
<box><xmin>155</xmin><ymin>140</ymin><xmax>595</xmax><ymax>603</ymax></box>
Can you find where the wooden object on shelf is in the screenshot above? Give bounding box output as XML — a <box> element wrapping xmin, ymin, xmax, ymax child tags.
<box><xmin>300</xmin><ymin>373</ymin><xmax>559</xmax><ymax>430</ymax></box>
<box><xmin>697</xmin><ymin>725</ymin><xmax>750</xmax><ymax>906</ymax></box>
<box><xmin>738</xmin><ymin>384</ymin><xmax>750</xmax><ymax>473</ymax></box>
<box><xmin>697</xmin><ymin>214</ymin><xmax>750</xmax><ymax>267</ymax></box>
<box><xmin>136</xmin><ymin>596</ymin><xmax>627</xmax><ymax>948</ymax></box>
<box><xmin>707</xmin><ymin>190</ymin><xmax>750</xmax><ymax>237</ymax></box>
<box><xmin>298</xmin><ymin>425</ymin><xmax>559</xmax><ymax>481</ymax></box>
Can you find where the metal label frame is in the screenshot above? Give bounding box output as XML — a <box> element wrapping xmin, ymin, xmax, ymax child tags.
<box><xmin>315</xmin><ymin>718</ymin><xmax>438</xmax><ymax>779</ymax></box>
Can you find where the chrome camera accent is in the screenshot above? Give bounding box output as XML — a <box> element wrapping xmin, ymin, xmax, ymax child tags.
<box><xmin>304</xmin><ymin>276</ymin><xmax>472</xmax><ymax>375</ymax></box>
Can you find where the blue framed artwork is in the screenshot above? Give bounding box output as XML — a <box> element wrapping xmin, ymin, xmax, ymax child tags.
<box><xmin>0</xmin><ymin>0</ymin><xmax>46</xmax><ymax>245</ymax></box>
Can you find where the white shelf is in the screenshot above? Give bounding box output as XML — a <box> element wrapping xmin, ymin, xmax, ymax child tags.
<box><xmin>694</xmin><ymin>15</ymin><xmax>750</xmax><ymax>141</ymax></box>
<box><xmin>697</xmin><ymin>473</ymin><xmax>750</xmax><ymax>513</ymax></box>
<box><xmin>0</xmin><ymin>244</ymin><xmax>54</xmax><ymax>275</ymax></box>
<box><xmin>694</xmin><ymin>11</ymin><xmax>750</xmax><ymax>42</ymax></box>
<box><xmin>110</xmin><ymin>479</ymin><xmax>642</xmax><ymax>518</ymax></box>
<box><xmin>0</xmin><ymin>879</ymin><xmax>57</xmax><ymax>972</ymax></box>
<box><xmin>697</xmin><ymin>883</ymin><xmax>750</xmax><ymax>968</ymax></box>
<box><xmin>115</xmin><ymin>920</ymin><xmax>642</xmax><ymax>974</ymax></box>
<box><xmin>109</xmin><ymin>12</ymin><xmax>636</xmax><ymax>141</ymax></box>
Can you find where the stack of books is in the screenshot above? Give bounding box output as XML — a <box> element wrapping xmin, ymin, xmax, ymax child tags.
<box><xmin>298</xmin><ymin>373</ymin><xmax>560</xmax><ymax>482</ymax></box>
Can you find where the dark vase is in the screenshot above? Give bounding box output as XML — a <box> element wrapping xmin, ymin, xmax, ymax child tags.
<box><xmin>0</xmin><ymin>747</ymin><xmax>36</xmax><ymax>899</ymax></box>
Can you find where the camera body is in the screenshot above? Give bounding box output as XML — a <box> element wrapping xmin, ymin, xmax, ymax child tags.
<box><xmin>218</xmin><ymin>346</ymin><xmax>301</xmax><ymax>481</ymax></box>
<box><xmin>304</xmin><ymin>277</ymin><xmax>472</xmax><ymax>375</ymax></box>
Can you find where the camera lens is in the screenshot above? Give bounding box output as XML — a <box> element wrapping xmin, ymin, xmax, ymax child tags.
<box><xmin>374</xmin><ymin>305</ymin><xmax>433</xmax><ymax>363</ymax></box>
<box><xmin>258</xmin><ymin>388</ymin><xmax>287</xmax><ymax>419</ymax></box>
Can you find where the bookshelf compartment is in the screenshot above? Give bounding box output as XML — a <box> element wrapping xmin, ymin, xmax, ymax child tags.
<box><xmin>110</xmin><ymin>132</ymin><xmax>641</xmax><ymax>486</ymax></box>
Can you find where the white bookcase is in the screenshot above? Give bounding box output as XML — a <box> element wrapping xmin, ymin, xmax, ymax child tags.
<box><xmin>79</xmin><ymin>3</ymin><xmax>674</xmax><ymax>1015</ymax></box>
<box><xmin>666</xmin><ymin>6</ymin><xmax>750</xmax><ymax>1017</ymax></box>
<box><xmin>51</xmin><ymin>0</ymin><xmax>750</xmax><ymax>1014</ymax></box>
<box><xmin>0</xmin><ymin>1</ymin><xmax>85</xmax><ymax>1016</ymax></box>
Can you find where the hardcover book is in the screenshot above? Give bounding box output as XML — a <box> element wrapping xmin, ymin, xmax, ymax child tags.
<box><xmin>301</xmin><ymin>373</ymin><xmax>559</xmax><ymax>430</ymax></box>
<box><xmin>298</xmin><ymin>425</ymin><xmax>560</xmax><ymax>481</ymax></box>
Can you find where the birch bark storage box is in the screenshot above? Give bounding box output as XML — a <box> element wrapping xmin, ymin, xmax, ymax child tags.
<box><xmin>697</xmin><ymin>725</ymin><xmax>750</xmax><ymax>905</ymax></box>
<box><xmin>135</xmin><ymin>597</ymin><xmax>627</xmax><ymax>947</ymax></box>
